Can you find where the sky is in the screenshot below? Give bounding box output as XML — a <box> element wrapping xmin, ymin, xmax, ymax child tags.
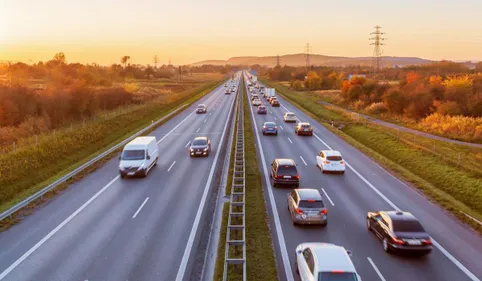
<box><xmin>1</xmin><ymin>0</ymin><xmax>482</xmax><ymax>65</ymax></box>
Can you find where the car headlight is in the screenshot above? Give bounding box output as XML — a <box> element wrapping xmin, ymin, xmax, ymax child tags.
<box><xmin>203</xmin><ymin>147</ymin><xmax>209</xmax><ymax>151</ymax></box>
<box><xmin>119</xmin><ymin>164</ymin><xmax>124</xmax><ymax>170</ymax></box>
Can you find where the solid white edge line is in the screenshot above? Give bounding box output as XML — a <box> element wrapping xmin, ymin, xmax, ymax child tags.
<box><xmin>0</xmin><ymin>176</ymin><xmax>120</xmax><ymax>280</ymax></box>
<box><xmin>367</xmin><ymin>257</ymin><xmax>387</xmax><ymax>281</ymax></box>
<box><xmin>245</xmin><ymin>79</ymin><xmax>295</xmax><ymax>281</ymax></box>
<box><xmin>312</xmin><ymin>133</ymin><xmax>480</xmax><ymax>281</ymax></box>
<box><xmin>175</xmin><ymin>78</ymin><xmax>238</xmax><ymax>281</ymax></box>
<box><xmin>299</xmin><ymin>156</ymin><xmax>308</xmax><ymax>166</ymax></box>
<box><xmin>288</xmin><ymin>137</ymin><xmax>293</xmax><ymax>144</ymax></box>
<box><xmin>0</xmin><ymin>82</ymin><xmax>227</xmax><ymax>281</ymax></box>
<box><xmin>321</xmin><ymin>188</ymin><xmax>335</xmax><ymax>207</ymax></box>
<box><xmin>463</xmin><ymin>212</ymin><xmax>482</xmax><ymax>226</ymax></box>
<box><xmin>185</xmin><ymin>141</ymin><xmax>191</xmax><ymax>148</ymax></box>
<box><xmin>132</xmin><ymin>197</ymin><xmax>149</xmax><ymax>219</ymax></box>
<box><xmin>167</xmin><ymin>161</ymin><xmax>176</xmax><ymax>172</ymax></box>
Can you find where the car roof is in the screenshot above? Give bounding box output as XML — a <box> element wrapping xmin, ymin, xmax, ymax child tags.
<box><xmin>193</xmin><ymin>136</ymin><xmax>208</xmax><ymax>141</ymax></box>
<box><xmin>285</xmin><ymin>112</ymin><xmax>294</xmax><ymax>115</ymax></box>
<box><xmin>298</xmin><ymin>122</ymin><xmax>311</xmax><ymax>126</ymax></box>
<box><xmin>197</xmin><ymin>104</ymin><xmax>206</xmax><ymax>107</ymax></box>
<box><xmin>384</xmin><ymin>211</ymin><xmax>418</xmax><ymax>222</ymax></box>
<box><xmin>320</xmin><ymin>150</ymin><xmax>342</xmax><ymax>156</ymax></box>
<box><xmin>299</xmin><ymin>243</ymin><xmax>356</xmax><ymax>273</ymax></box>
<box><xmin>296</xmin><ymin>189</ymin><xmax>322</xmax><ymax>200</ymax></box>
<box><xmin>275</xmin><ymin>158</ymin><xmax>296</xmax><ymax>166</ymax></box>
<box><xmin>264</xmin><ymin>122</ymin><xmax>276</xmax><ymax>126</ymax></box>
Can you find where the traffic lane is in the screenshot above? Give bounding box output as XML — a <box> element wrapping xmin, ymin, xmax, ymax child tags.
<box><xmin>275</xmin><ymin>128</ymin><xmax>473</xmax><ymax>281</ymax></box>
<box><xmin>273</xmin><ymin>93</ymin><xmax>482</xmax><ymax>278</ymax></box>
<box><xmin>0</xmin><ymin>81</ymin><xmax>236</xmax><ymax>279</ymax></box>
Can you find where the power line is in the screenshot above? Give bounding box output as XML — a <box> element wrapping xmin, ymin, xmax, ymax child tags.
<box><xmin>304</xmin><ymin>43</ymin><xmax>311</xmax><ymax>72</ymax></box>
<box><xmin>369</xmin><ymin>25</ymin><xmax>386</xmax><ymax>74</ymax></box>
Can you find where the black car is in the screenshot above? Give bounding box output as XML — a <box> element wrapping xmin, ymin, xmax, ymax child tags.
<box><xmin>270</xmin><ymin>158</ymin><xmax>299</xmax><ymax>187</ymax></box>
<box><xmin>367</xmin><ymin>211</ymin><xmax>432</xmax><ymax>255</ymax></box>
<box><xmin>189</xmin><ymin>137</ymin><xmax>211</xmax><ymax>157</ymax></box>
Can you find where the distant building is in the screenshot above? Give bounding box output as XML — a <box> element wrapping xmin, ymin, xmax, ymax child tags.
<box><xmin>348</xmin><ymin>74</ymin><xmax>367</xmax><ymax>81</ymax></box>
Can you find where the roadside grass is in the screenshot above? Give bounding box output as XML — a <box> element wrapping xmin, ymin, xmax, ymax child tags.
<box><xmin>214</xmin><ymin>202</ymin><xmax>230</xmax><ymax>281</ymax></box>
<box><xmin>0</xmin><ymin>81</ymin><xmax>222</xmax><ymax>215</ymax></box>
<box><xmin>243</xmin><ymin>82</ymin><xmax>278</xmax><ymax>281</ymax></box>
<box><xmin>263</xmin><ymin>79</ymin><xmax>482</xmax><ymax>234</ymax></box>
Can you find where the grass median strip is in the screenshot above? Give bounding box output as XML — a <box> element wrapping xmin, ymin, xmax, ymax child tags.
<box><xmin>243</xmin><ymin>81</ymin><xmax>278</xmax><ymax>281</ymax></box>
<box><xmin>263</xmin><ymin>79</ymin><xmax>482</xmax><ymax>234</ymax></box>
<box><xmin>0</xmin><ymin>80</ymin><xmax>223</xmax><ymax>219</ymax></box>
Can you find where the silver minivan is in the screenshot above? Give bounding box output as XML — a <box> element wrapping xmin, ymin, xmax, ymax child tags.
<box><xmin>287</xmin><ymin>189</ymin><xmax>327</xmax><ymax>225</ymax></box>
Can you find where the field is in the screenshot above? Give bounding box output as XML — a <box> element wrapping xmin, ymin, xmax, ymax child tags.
<box><xmin>263</xmin><ymin>79</ymin><xmax>482</xmax><ymax>234</ymax></box>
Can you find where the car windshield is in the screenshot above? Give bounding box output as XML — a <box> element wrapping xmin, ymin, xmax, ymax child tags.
<box><xmin>259</xmin><ymin>107</ymin><xmax>266</xmax><ymax>110</ymax></box>
<box><xmin>299</xmin><ymin>200</ymin><xmax>324</xmax><ymax>208</ymax></box>
<box><xmin>287</xmin><ymin>114</ymin><xmax>295</xmax><ymax>117</ymax></box>
<box><xmin>122</xmin><ymin>150</ymin><xmax>145</xmax><ymax>160</ymax></box>
<box><xmin>318</xmin><ymin>272</ymin><xmax>358</xmax><ymax>281</ymax></box>
<box><xmin>392</xmin><ymin>220</ymin><xmax>426</xmax><ymax>232</ymax></box>
<box><xmin>193</xmin><ymin>139</ymin><xmax>207</xmax><ymax>146</ymax></box>
<box><xmin>327</xmin><ymin>156</ymin><xmax>343</xmax><ymax>161</ymax></box>
<box><xmin>265</xmin><ymin>123</ymin><xmax>276</xmax><ymax>128</ymax></box>
<box><xmin>197</xmin><ymin>105</ymin><xmax>205</xmax><ymax>109</ymax></box>
<box><xmin>278</xmin><ymin>165</ymin><xmax>297</xmax><ymax>175</ymax></box>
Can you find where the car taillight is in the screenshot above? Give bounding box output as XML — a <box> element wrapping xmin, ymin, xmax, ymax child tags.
<box><xmin>295</xmin><ymin>208</ymin><xmax>304</xmax><ymax>214</ymax></box>
<box><xmin>320</xmin><ymin>209</ymin><xmax>328</xmax><ymax>215</ymax></box>
<box><xmin>276</xmin><ymin>175</ymin><xmax>284</xmax><ymax>179</ymax></box>
<box><xmin>274</xmin><ymin>126</ymin><xmax>278</xmax><ymax>129</ymax></box>
<box><xmin>323</xmin><ymin>161</ymin><xmax>330</xmax><ymax>164</ymax></box>
<box><xmin>340</xmin><ymin>161</ymin><xmax>345</xmax><ymax>164</ymax></box>
<box><xmin>293</xmin><ymin>175</ymin><xmax>299</xmax><ymax>179</ymax></box>
<box><xmin>392</xmin><ymin>237</ymin><xmax>405</xmax><ymax>245</ymax></box>
<box><xmin>422</xmin><ymin>238</ymin><xmax>432</xmax><ymax>245</ymax></box>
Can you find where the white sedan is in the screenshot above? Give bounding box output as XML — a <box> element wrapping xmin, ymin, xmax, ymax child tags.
<box><xmin>252</xmin><ymin>99</ymin><xmax>262</xmax><ymax>106</ymax></box>
<box><xmin>316</xmin><ymin>150</ymin><xmax>345</xmax><ymax>174</ymax></box>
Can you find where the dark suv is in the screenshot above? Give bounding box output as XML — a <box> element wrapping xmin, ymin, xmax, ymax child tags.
<box><xmin>367</xmin><ymin>211</ymin><xmax>432</xmax><ymax>255</ymax></box>
<box><xmin>270</xmin><ymin>158</ymin><xmax>299</xmax><ymax>187</ymax></box>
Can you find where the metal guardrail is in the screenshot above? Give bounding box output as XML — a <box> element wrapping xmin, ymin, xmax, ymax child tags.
<box><xmin>223</xmin><ymin>78</ymin><xmax>246</xmax><ymax>281</ymax></box>
<box><xmin>0</xmin><ymin>102</ymin><xmax>194</xmax><ymax>222</ymax></box>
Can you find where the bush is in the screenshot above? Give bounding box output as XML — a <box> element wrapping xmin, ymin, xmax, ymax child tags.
<box><xmin>419</xmin><ymin>113</ymin><xmax>482</xmax><ymax>142</ymax></box>
<box><xmin>365</xmin><ymin>102</ymin><xmax>388</xmax><ymax>114</ymax></box>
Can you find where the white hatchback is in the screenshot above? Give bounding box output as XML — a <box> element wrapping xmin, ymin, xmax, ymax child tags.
<box><xmin>296</xmin><ymin>243</ymin><xmax>361</xmax><ymax>281</ymax></box>
<box><xmin>252</xmin><ymin>99</ymin><xmax>262</xmax><ymax>106</ymax></box>
<box><xmin>283</xmin><ymin>112</ymin><xmax>297</xmax><ymax>122</ymax></box>
<box><xmin>316</xmin><ymin>150</ymin><xmax>345</xmax><ymax>174</ymax></box>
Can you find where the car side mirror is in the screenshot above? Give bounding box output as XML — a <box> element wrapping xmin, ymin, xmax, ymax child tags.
<box><xmin>346</xmin><ymin>250</ymin><xmax>353</xmax><ymax>256</ymax></box>
<box><xmin>146</xmin><ymin>155</ymin><xmax>151</xmax><ymax>160</ymax></box>
<box><xmin>118</xmin><ymin>156</ymin><xmax>121</xmax><ymax>160</ymax></box>
<box><xmin>297</xmin><ymin>250</ymin><xmax>302</xmax><ymax>254</ymax></box>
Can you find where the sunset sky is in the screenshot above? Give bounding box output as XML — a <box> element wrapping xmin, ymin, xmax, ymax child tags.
<box><xmin>1</xmin><ymin>0</ymin><xmax>482</xmax><ymax>65</ymax></box>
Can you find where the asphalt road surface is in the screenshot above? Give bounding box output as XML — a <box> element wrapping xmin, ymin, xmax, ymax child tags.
<box><xmin>0</xmin><ymin>79</ymin><xmax>238</xmax><ymax>281</ymax></box>
<box><xmin>245</xmin><ymin>76</ymin><xmax>482</xmax><ymax>281</ymax></box>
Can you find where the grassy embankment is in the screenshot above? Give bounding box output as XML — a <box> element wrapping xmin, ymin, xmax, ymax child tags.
<box><xmin>0</xmin><ymin>79</ymin><xmax>223</xmax><ymax>216</ymax></box>
<box><xmin>214</xmin><ymin>81</ymin><xmax>278</xmax><ymax>281</ymax></box>
<box><xmin>264</xmin><ymin>79</ymin><xmax>482</xmax><ymax>234</ymax></box>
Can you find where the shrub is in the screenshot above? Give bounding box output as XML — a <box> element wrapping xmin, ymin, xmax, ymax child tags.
<box><xmin>365</xmin><ymin>102</ymin><xmax>388</xmax><ymax>114</ymax></box>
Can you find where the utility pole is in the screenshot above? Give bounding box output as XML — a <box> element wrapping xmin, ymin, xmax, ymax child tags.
<box><xmin>153</xmin><ymin>55</ymin><xmax>159</xmax><ymax>68</ymax></box>
<box><xmin>304</xmin><ymin>43</ymin><xmax>311</xmax><ymax>73</ymax></box>
<box><xmin>369</xmin><ymin>25</ymin><xmax>386</xmax><ymax>74</ymax></box>
<box><xmin>276</xmin><ymin>54</ymin><xmax>281</xmax><ymax>67</ymax></box>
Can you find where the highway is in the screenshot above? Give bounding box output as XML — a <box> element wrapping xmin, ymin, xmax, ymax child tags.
<box><xmin>0</xmin><ymin>78</ymin><xmax>238</xmax><ymax>281</ymax></box>
<box><xmin>244</xmin><ymin>75</ymin><xmax>482</xmax><ymax>281</ymax></box>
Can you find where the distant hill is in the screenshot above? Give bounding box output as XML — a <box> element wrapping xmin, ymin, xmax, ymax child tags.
<box><xmin>192</xmin><ymin>53</ymin><xmax>433</xmax><ymax>67</ymax></box>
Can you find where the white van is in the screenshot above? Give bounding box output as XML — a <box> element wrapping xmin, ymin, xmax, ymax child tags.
<box><xmin>119</xmin><ymin>136</ymin><xmax>158</xmax><ymax>178</ymax></box>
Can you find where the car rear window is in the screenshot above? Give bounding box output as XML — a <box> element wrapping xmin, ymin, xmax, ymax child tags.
<box><xmin>287</xmin><ymin>113</ymin><xmax>295</xmax><ymax>117</ymax></box>
<box><xmin>392</xmin><ymin>220</ymin><xmax>425</xmax><ymax>232</ymax></box>
<box><xmin>277</xmin><ymin>165</ymin><xmax>297</xmax><ymax>175</ymax></box>
<box><xmin>299</xmin><ymin>200</ymin><xmax>324</xmax><ymax>208</ymax></box>
<box><xmin>301</xmin><ymin>124</ymin><xmax>311</xmax><ymax>128</ymax></box>
<box><xmin>318</xmin><ymin>272</ymin><xmax>358</xmax><ymax>281</ymax></box>
<box><xmin>326</xmin><ymin>156</ymin><xmax>342</xmax><ymax>161</ymax></box>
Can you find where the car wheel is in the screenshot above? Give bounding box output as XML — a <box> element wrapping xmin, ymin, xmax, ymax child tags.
<box><xmin>275</xmin><ymin>132</ymin><xmax>278</xmax><ymax>136</ymax></box>
<box><xmin>120</xmin><ymin>173</ymin><xmax>125</xmax><ymax>179</ymax></box>
<box><xmin>321</xmin><ymin>167</ymin><xmax>325</xmax><ymax>173</ymax></box>
<box><xmin>340</xmin><ymin>171</ymin><xmax>345</xmax><ymax>174</ymax></box>
<box><xmin>292</xmin><ymin>220</ymin><xmax>297</xmax><ymax>226</ymax></box>
<box><xmin>366</xmin><ymin>219</ymin><xmax>372</xmax><ymax>231</ymax></box>
<box><xmin>383</xmin><ymin>239</ymin><xmax>391</xmax><ymax>253</ymax></box>
<box><xmin>143</xmin><ymin>170</ymin><xmax>148</xmax><ymax>178</ymax></box>
<box><xmin>154</xmin><ymin>157</ymin><xmax>158</xmax><ymax>166</ymax></box>
<box><xmin>295</xmin><ymin>260</ymin><xmax>299</xmax><ymax>274</ymax></box>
